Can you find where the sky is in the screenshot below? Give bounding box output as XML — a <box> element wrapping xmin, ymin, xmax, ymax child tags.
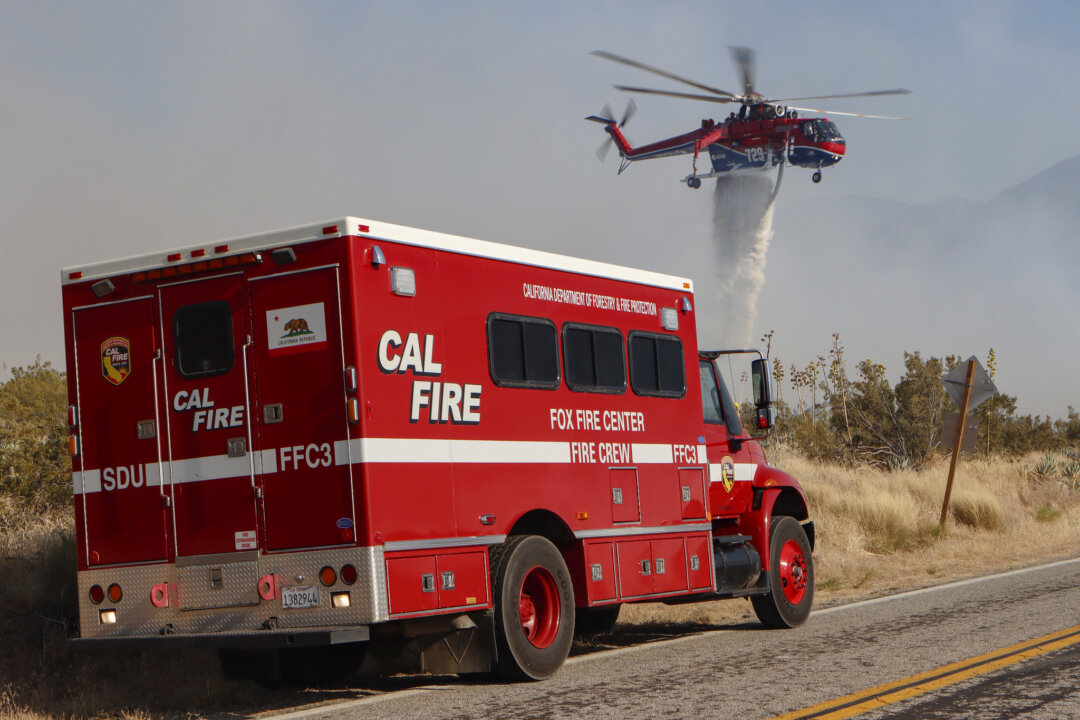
<box><xmin>1</xmin><ymin>0</ymin><xmax>1078</xmax><ymax>417</ymax></box>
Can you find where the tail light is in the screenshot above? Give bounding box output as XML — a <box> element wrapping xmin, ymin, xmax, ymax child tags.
<box><xmin>340</xmin><ymin>564</ymin><xmax>358</xmax><ymax>585</ymax></box>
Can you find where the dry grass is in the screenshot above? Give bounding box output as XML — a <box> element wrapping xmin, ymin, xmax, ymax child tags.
<box><xmin>620</xmin><ymin>447</ymin><xmax>1080</xmax><ymax>629</ymax></box>
<box><xmin>1</xmin><ymin>451</ymin><xmax>1079</xmax><ymax>718</ymax></box>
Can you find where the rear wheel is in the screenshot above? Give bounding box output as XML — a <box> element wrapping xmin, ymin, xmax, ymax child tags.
<box><xmin>490</xmin><ymin>535</ymin><xmax>575</xmax><ymax>680</ymax></box>
<box><xmin>752</xmin><ymin>516</ymin><xmax>814</xmax><ymax>628</ymax></box>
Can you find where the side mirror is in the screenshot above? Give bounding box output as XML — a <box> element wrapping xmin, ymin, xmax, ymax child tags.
<box><xmin>751</xmin><ymin>358</ymin><xmax>775</xmax><ymax>431</ymax></box>
<box><xmin>751</xmin><ymin>358</ymin><xmax>772</xmax><ymax>407</ymax></box>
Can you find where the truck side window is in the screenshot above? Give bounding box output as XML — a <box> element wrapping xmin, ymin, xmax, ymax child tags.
<box><xmin>174</xmin><ymin>301</ymin><xmax>234</xmax><ymax>378</ymax></box>
<box><xmin>628</xmin><ymin>331</ymin><xmax>685</xmax><ymax>398</ymax></box>
<box><xmin>699</xmin><ymin>361</ymin><xmax>723</xmax><ymax>424</ymax></box>
<box><xmin>563</xmin><ymin>323</ymin><xmax>626</xmax><ymax>394</ymax></box>
<box><xmin>487</xmin><ymin>313</ymin><xmax>560</xmax><ymax>389</ymax></box>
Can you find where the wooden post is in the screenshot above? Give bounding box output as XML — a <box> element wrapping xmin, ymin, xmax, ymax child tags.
<box><xmin>940</xmin><ymin>359</ymin><xmax>975</xmax><ymax>526</ymax></box>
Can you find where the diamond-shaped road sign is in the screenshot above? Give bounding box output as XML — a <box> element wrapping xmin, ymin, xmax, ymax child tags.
<box><xmin>942</xmin><ymin>356</ymin><xmax>997</xmax><ymax>411</ymax></box>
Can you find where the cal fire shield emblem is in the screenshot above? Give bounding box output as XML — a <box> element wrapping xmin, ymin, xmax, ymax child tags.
<box><xmin>720</xmin><ymin>455</ymin><xmax>736</xmax><ymax>494</ymax></box>
<box><xmin>101</xmin><ymin>336</ymin><xmax>131</xmax><ymax>385</ymax></box>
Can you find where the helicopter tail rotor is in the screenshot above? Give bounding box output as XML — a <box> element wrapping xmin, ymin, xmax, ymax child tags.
<box><xmin>592</xmin><ymin>100</ymin><xmax>636</xmax><ymax>162</ymax></box>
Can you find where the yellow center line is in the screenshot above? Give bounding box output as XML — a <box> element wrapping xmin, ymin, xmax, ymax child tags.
<box><xmin>770</xmin><ymin>624</ymin><xmax>1080</xmax><ymax>720</ymax></box>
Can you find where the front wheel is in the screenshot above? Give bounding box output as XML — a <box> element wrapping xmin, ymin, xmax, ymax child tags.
<box><xmin>490</xmin><ymin>535</ymin><xmax>575</xmax><ymax>680</ymax></box>
<box><xmin>812</xmin><ymin>170</ymin><xmax>822</xmax><ymax>183</ymax></box>
<box><xmin>752</xmin><ymin>516</ymin><xmax>814</xmax><ymax>628</ymax></box>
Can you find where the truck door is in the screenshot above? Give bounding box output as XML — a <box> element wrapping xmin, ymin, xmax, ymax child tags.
<box><xmin>158</xmin><ymin>275</ymin><xmax>259</xmax><ymax>559</ymax></box>
<box><xmin>248</xmin><ymin>267</ymin><xmax>354</xmax><ymax>551</ymax></box>
<box><xmin>71</xmin><ymin>296</ymin><xmax>169</xmax><ymax>566</ymax></box>
<box><xmin>699</xmin><ymin>359</ymin><xmax>754</xmax><ymax>516</ymax></box>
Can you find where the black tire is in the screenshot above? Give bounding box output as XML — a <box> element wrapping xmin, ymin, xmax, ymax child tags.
<box><xmin>812</xmin><ymin>170</ymin><xmax>822</xmax><ymax>184</ymax></box>
<box><xmin>752</xmin><ymin>516</ymin><xmax>814</xmax><ymax>628</ymax></box>
<box><xmin>575</xmin><ymin>604</ymin><xmax>621</xmax><ymax>636</ymax></box>
<box><xmin>490</xmin><ymin>535</ymin><xmax>575</xmax><ymax>680</ymax></box>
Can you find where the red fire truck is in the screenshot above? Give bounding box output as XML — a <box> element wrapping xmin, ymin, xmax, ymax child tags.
<box><xmin>62</xmin><ymin>217</ymin><xmax>814</xmax><ymax>681</ymax></box>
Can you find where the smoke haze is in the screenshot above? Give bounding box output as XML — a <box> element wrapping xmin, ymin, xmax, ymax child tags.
<box><xmin>1</xmin><ymin>2</ymin><xmax>1079</xmax><ymax>417</ymax></box>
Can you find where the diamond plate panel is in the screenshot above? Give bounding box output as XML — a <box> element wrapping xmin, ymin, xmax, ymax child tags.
<box><xmin>177</xmin><ymin>559</ymin><xmax>259</xmax><ymax>610</ymax></box>
<box><xmin>76</xmin><ymin>545</ymin><xmax>388</xmax><ymax>641</ymax></box>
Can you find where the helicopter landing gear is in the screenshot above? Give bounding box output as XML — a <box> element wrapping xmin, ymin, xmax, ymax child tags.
<box><xmin>687</xmin><ymin>177</ymin><xmax>702</xmax><ymax>189</ymax></box>
<box><xmin>812</xmin><ymin>170</ymin><xmax>822</xmax><ymax>184</ymax></box>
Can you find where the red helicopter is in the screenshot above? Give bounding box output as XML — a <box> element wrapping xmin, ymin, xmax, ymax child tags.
<box><xmin>587</xmin><ymin>48</ymin><xmax>909</xmax><ymax>187</ymax></box>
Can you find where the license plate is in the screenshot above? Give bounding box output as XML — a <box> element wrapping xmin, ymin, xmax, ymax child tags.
<box><xmin>281</xmin><ymin>585</ymin><xmax>320</xmax><ymax>610</ymax></box>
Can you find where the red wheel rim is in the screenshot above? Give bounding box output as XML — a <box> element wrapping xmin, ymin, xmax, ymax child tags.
<box><xmin>518</xmin><ymin>565</ymin><xmax>560</xmax><ymax>649</ymax></box>
<box><xmin>778</xmin><ymin>539</ymin><xmax>807</xmax><ymax>605</ymax></box>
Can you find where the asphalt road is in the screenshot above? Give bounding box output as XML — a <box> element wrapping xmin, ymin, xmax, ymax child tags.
<box><xmin>258</xmin><ymin>557</ymin><xmax>1080</xmax><ymax>720</ymax></box>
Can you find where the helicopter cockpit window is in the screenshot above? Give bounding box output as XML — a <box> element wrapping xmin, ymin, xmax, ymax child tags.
<box><xmin>819</xmin><ymin>120</ymin><xmax>840</xmax><ymax>139</ymax></box>
<box><xmin>801</xmin><ymin>120</ymin><xmax>817</xmax><ymax>140</ymax></box>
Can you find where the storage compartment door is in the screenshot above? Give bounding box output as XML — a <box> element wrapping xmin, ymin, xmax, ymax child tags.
<box><xmin>248</xmin><ymin>267</ymin><xmax>354</xmax><ymax>551</ymax></box>
<box><xmin>71</xmin><ymin>297</ymin><xmax>169</xmax><ymax>566</ymax></box>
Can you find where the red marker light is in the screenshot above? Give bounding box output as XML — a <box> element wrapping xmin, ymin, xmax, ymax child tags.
<box><xmin>167</xmin><ymin>253</ymin><xmax>182</xmax><ymax>262</ymax></box>
<box><xmin>340</xmin><ymin>564</ymin><xmax>358</xmax><ymax>585</ymax></box>
<box><xmin>322</xmin><ymin>225</ymin><xmax>339</xmax><ymax>235</ymax></box>
<box><xmin>89</xmin><ymin>585</ymin><xmax>105</xmax><ymax>604</ymax></box>
<box><xmin>191</xmin><ymin>248</ymin><xmax>206</xmax><ymax>258</ymax></box>
<box><xmin>214</xmin><ymin>244</ymin><xmax>230</xmax><ymax>254</ymax></box>
<box><xmin>107</xmin><ymin>583</ymin><xmax>123</xmax><ymax>603</ymax></box>
<box><xmin>68</xmin><ymin>271</ymin><xmax>83</xmax><ymax>280</ymax></box>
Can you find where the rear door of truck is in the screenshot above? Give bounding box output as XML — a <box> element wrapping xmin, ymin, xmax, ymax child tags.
<box><xmin>158</xmin><ymin>275</ymin><xmax>260</xmax><ymax>561</ymax></box>
<box><xmin>71</xmin><ymin>296</ymin><xmax>169</xmax><ymax>566</ymax></box>
<box><xmin>247</xmin><ymin>266</ymin><xmax>354</xmax><ymax>551</ymax></box>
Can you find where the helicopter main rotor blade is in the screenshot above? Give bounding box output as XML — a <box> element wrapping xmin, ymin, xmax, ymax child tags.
<box><xmin>772</xmin><ymin>88</ymin><xmax>911</xmax><ymax>103</ymax></box>
<box><xmin>592</xmin><ymin>50</ymin><xmax>739</xmax><ymax>100</ymax></box>
<box><xmin>614</xmin><ymin>85</ymin><xmax>737</xmax><ymax>104</ymax></box>
<box><xmin>729</xmin><ymin>45</ymin><xmax>756</xmax><ymax>97</ymax></box>
<box><xmin>786</xmin><ymin>105</ymin><xmax>909</xmax><ymax>120</ymax></box>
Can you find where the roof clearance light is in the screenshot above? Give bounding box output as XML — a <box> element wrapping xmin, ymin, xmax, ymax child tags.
<box><xmin>167</xmin><ymin>253</ymin><xmax>182</xmax><ymax>263</ymax></box>
<box><xmin>661</xmin><ymin>307</ymin><xmax>679</xmax><ymax>331</ymax></box>
<box><xmin>358</xmin><ymin>224</ymin><xmax>370</xmax><ymax>233</ymax></box>
<box><xmin>391</xmin><ymin>267</ymin><xmax>416</xmax><ymax>297</ymax></box>
<box><xmin>68</xmin><ymin>271</ymin><xmax>83</xmax><ymax>281</ymax></box>
<box><xmin>214</xmin><ymin>244</ymin><xmax>230</xmax><ymax>254</ymax></box>
<box><xmin>322</xmin><ymin>225</ymin><xmax>339</xmax><ymax>235</ymax></box>
<box><xmin>190</xmin><ymin>248</ymin><xmax>206</xmax><ymax>258</ymax></box>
